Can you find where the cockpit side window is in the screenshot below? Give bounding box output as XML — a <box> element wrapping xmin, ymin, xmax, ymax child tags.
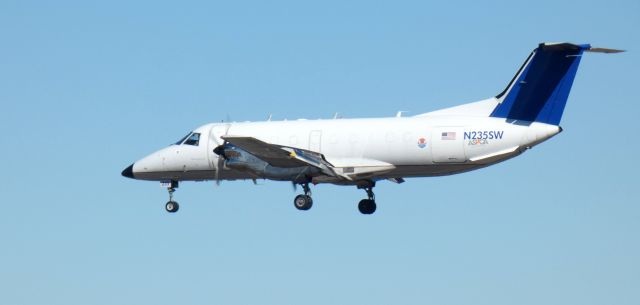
<box><xmin>183</xmin><ymin>133</ymin><xmax>200</xmax><ymax>146</ymax></box>
<box><xmin>175</xmin><ymin>133</ymin><xmax>191</xmax><ymax>145</ymax></box>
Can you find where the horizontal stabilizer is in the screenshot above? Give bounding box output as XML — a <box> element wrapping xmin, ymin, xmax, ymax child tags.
<box><xmin>586</xmin><ymin>47</ymin><xmax>625</xmax><ymax>54</ymax></box>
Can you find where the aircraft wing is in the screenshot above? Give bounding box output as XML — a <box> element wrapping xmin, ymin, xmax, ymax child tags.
<box><xmin>221</xmin><ymin>136</ymin><xmax>349</xmax><ymax>179</ymax></box>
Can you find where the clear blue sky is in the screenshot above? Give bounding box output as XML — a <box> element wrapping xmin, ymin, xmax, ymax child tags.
<box><xmin>1</xmin><ymin>1</ymin><xmax>638</xmax><ymax>304</ymax></box>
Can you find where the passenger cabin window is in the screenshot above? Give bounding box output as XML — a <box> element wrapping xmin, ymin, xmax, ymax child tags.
<box><xmin>183</xmin><ymin>133</ymin><xmax>200</xmax><ymax>146</ymax></box>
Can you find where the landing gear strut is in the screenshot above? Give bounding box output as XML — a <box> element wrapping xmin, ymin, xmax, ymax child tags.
<box><xmin>293</xmin><ymin>182</ymin><xmax>313</xmax><ymax>211</ymax></box>
<box><xmin>164</xmin><ymin>180</ymin><xmax>179</xmax><ymax>213</ymax></box>
<box><xmin>357</xmin><ymin>183</ymin><xmax>376</xmax><ymax>215</ymax></box>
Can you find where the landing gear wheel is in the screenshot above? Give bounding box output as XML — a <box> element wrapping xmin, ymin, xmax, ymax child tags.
<box><xmin>357</xmin><ymin>183</ymin><xmax>377</xmax><ymax>214</ymax></box>
<box><xmin>358</xmin><ymin>199</ymin><xmax>376</xmax><ymax>214</ymax></box>
<box><xmin>163</xmin><ymin>181</ymin><xmax>180</xmax><ymax>213</ymax></box>
<box><xmin>294</xmin><ymin>194</ymin><xmax>313</xmax><ymax>211</ymax></box>
<box><xmin>165</xmin><ymin>201</ymin><xmax>179</xmax><ymax>213</ymax></box>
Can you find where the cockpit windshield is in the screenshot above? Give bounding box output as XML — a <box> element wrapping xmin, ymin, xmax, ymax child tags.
<box><xmin>184</xmin><ymin>133</ymin><xmax>200</xmax><ymax>146</ymax></box>
<box><xmin>174</xmin><ymin>132</ymin><xmax>201</xmax><ymax>146</ymax></box>
<box><xmin>175</xmin><ymin>132</ymin><xmax>191</xmax><ymax>145</ymax></box>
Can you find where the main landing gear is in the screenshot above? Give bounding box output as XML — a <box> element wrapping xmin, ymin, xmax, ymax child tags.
<box><xmin>291</xmin><ymin>182</ymin><xmax>378</xmax><ymax>214</ymax></box>
<box><xmin>357</xmin><ymin>184</ymin><xmax>377</xmax><ymax>215</ymax></box>
<box><xmin>293</xmin><ymin>183</ymin><xmax>313</xmax><ymax>211</ymax></box>
<box><xmin>164</xmin><ymin>180</ymin><xmax>179</xmax><ymax>213</ymax></box>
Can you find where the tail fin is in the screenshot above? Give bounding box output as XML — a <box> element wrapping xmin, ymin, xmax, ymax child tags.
<box><xmin>490</xmin><ymin>42</ymin><xmax>622</xmax><ymax>125</ymax></box>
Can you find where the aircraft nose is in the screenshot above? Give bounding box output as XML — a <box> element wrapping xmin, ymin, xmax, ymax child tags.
<box><xmin>121</xmin><ymin>163</ymin><xmax>135</xmax><ymax>179</ymax></box>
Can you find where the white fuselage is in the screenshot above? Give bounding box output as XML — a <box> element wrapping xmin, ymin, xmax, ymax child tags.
<box><xmin>131</xmin><ymin>112</ymin><xmax>561</xmax><ymax>184</ymax></box>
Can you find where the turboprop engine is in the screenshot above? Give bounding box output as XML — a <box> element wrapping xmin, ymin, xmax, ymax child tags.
<box><xmin>213</xmin><ymin>144</ymin><xmax>319</xmax><ymax>181</ymax></box>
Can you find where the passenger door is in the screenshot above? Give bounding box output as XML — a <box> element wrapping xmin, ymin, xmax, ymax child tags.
<box><xmin>431</xmin><ymin>127</ymin><xmax>466</xmax><ymax>163</ymax></box>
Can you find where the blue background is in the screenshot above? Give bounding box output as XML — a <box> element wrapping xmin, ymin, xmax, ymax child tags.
<box><xmin>1</xmin><ymin>1</ymin><xmax>638</xmax><ymax>304</ymax></box>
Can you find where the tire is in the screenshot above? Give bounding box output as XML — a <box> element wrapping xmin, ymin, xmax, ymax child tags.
<box><xmin>165</xmin><ymin>201</ymin><xmax>179</xmax><ymax>213</ymax></box>
<box><xmin>358</xmin><ymin>199</ymin><xmax>376</xmax><ymax>215</ymax></box>
<box><xmin>367</xmin><ymin>200</ymin><xmax>377</xmax><ymax>214</ymax></box>
<box><xmin>294</xmin><ymin>195</ymin><xmax>313</xmax><ymax>211</ymax></box>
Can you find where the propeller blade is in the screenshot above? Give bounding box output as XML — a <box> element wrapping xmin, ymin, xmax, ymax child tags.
<box><xmin>215</xmin><ymin>155</ymin><xmax>226</xmax><ymax>186</ymax></box>
<box><xmin>212</xmin><ymin>121</ymin><xmax>231</xmax><ymax>187</ymax></box>
<box><xmin>215</xmin><ymin>163</ymin><xmax>221</xmax><ymax>186</ymax></box>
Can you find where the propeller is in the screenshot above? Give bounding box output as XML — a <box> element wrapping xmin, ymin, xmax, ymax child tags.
<box><xmin>213</xmin><ymin>121</ymin><xmax>232</xmax><ymax>186</ymax></box>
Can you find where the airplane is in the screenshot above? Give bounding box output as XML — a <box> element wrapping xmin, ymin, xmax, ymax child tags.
<box><xmin>122</xmin><ymin>42</ymin><xmax>622</xmax><ymax>214</ymax></box>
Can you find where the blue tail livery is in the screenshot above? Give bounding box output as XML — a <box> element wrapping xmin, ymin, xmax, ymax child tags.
<box><xmin>490</xmin><ymin>42</ymin><xmax>623</xmax><ymax>125</ymax></box>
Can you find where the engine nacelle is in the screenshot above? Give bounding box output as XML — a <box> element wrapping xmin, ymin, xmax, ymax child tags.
<box><xmin>214</xmin><ymin>144</ymin><xmax>319</xmax><ymax>181</ymax></box>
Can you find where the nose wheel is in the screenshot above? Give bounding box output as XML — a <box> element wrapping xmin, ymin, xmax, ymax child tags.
<box><xmin>165</xmin><ymin>200</ymin><xmax>179</xmax><ymax>213</ymax></box>
<box><xmin>163</xmin><ymin>180</ymin><xmax>179</xmax><ymax>213</ymax></box>
<box><xmin>357</xmin><ymin>184</ymin><xmax>377</xmax><ymax>215</ymax></box>
<box><xmin>293</xmin><ymin>183</ymin><xmax>313</xmax><ymax>211</ymax></box>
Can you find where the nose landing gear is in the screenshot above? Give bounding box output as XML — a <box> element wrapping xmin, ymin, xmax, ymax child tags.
<box><xmin>163</xmin><ymin>180</ymin><xmax>179</xmax><ymax>213</ymax></box>
<box><xmin>293</xmin><ymin>182</ymin><xmax>313</xmax><ymax>211</ymax></box>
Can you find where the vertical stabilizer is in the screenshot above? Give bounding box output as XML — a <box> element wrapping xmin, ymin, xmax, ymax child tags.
<box><xmin>490</xmin><ymin>43</ymin><xmax>591</xmax><ymax>125</ymax></box>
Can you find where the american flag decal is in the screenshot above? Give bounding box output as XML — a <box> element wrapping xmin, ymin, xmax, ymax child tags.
<box><xmin>441</xmin><ymin>132</ymin><xmax>456</xmax><ymax>140</ymax></box>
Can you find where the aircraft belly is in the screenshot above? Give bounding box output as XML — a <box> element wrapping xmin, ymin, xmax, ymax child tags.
<box><xmin>387</xmin><ymin>164</ymin><xmax>484</xmax><ymax>177</ymax></box>
<box><xmin>378</xmin><ymin>159</ymin><xmax>511</xmax><ymax>178</ymax></box>
<box><xmin>134</xmin><ymin>170</ymin><xmax>217</xmax><ymax>181</ymax></box>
